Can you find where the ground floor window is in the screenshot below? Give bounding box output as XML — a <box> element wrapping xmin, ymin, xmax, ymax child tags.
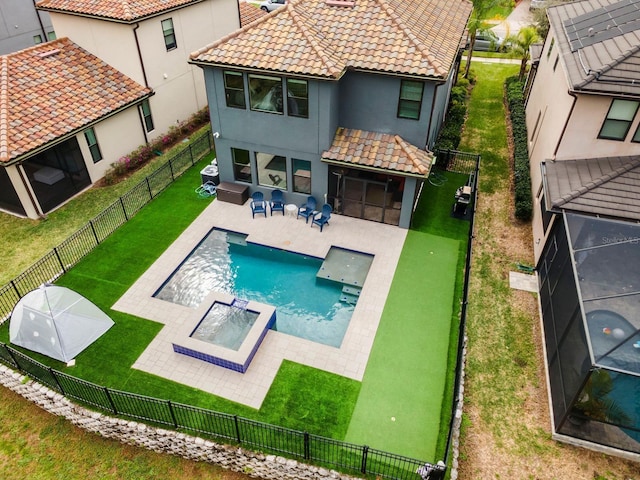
<box><xmin>256</xmin><ymin>152</ymin><xmax>287</xmax><ymax>189</ymax></box>
<box><xmin>232</xmin><ymin>148</ymin><xmax>252</xmax><ymax>183</ymax></box>
<box><xmin>293</xmin><ymin>159</ymin><xmax>311</xmax><ymax>194</ymax></box>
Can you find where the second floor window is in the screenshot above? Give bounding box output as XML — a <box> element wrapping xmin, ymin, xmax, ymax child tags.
<box><xmin>162</xmin><ymin>18</ymin><xmax>177</xmax><ymax>51</ymax></box>
<box><xmin>287</xmin><ymin>79</ymin><xmax>308</xmax><ymax>118</ymax></box>
<box><xmin>47</xmin><ymin>31</ymin><xmax>57</xmax><ymax>41</ymax></box>
<box><xmin>397</xmin><ymin>80</ymin><xmax>424</xmax><ymax>120</ymax></box>
<box><xmin>33</xmin><ymin>35</ymin><xmax>43</xmax><ymax>45</ymax></box>
<box><xmin>249</xmin><ymin>74</ymin><xmax>283</xmax><ymax>114</ymax></box>
<box><xmin>84</xmin><ymin>128</ymin><xmax>102</xmax><ymax>163</ymax></box>
<box><xmin>139</xmin><ymin>99</ymin><xmax>154</xmax><ymax>132</ymax></box>
<box><xmin>598</xmin><ymin>99</ymin><xmax>639</xmax><ymax>141</ymax></box>
<box><xmin>224</xmin><ymin>71</ymin><xmax>246</xmax><ymax>108</ymax></box>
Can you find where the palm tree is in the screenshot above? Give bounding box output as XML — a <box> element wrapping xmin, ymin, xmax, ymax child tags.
<box><xmin>464</xmin><ymin>0</ymin><xmax>499</xmax><ymax>78</ymax></box>
<box><xmin>507</xmin><ymin>26</ymin><xmax>540</xmax><ymax>81</ymax></box>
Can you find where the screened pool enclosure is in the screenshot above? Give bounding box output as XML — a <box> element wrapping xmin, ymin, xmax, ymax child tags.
<box><xmin>539</xmin><ymin>212</ymin><xmax>640</xmax><ymax>454</ymax></box>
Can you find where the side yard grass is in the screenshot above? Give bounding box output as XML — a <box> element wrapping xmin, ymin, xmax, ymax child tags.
<box><xmin>458</xmin><ymin>61</ymin><xmax>639</xmax><ymax>479</ymax></box>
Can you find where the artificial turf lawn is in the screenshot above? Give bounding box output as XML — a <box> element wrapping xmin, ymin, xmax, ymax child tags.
<box><xmin>344</xmin><ymin>232</ymin><xmax>460</xmax><ymax>460</ymax></box>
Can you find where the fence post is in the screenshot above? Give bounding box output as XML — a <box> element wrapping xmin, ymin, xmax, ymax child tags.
<box><xmin>360</xmin><ymin>445</ymin><xmax>369</xmax><ymax>474</ymax></box>
<box><xmin>168</xmin><ymin>158</ymin><xmax>175</xmax><ymax>181</ymax></box>
<box><xmin>145</xmin><ymin>177</ymin><xmax>153</xmax><ymax>200</ymax></box>
<box><xmin>189</xmin><ymin>144</ymin><xmax>194</xmax><ymax>165</ymax></box>
<box><xmin>10</xmin><ymin>280</ymin><xmax>21</xmax><ymax>300</ymax></box>
<box><xmin>89</xmin><ymin>220</ymin><xmax>100</xmax><ymax>245</ymax></box>
<box><xmin>167</xmin><ymin>400</ymin><xmax>178</xmax><ymax>428</ymax></box>
<box><xmin>50</xmin><ymin>368</ymin><xmax>65</xmax><ymax>395</ymax></box>
<box><xmin>303</xmin><ymin>431</ymin><xmax>310</xmax><ymax>460</ymax></box>
<box><xmin>119</xmin><ymin>197</ymin><xmax>129</xmax><ymax>222</ymax></box>
<box><xmin>3</xmin><ymin>344</ymin><xmax>19</xmax><ymax>369</ymax></box>
<box><xmin>53</xmin><ymin>247</ymin><xmax>66</xmax><ymax>275</ymax></box>
<box><xmin>233</xmin><ymin>415</ymin><xmax>241</xmax><ymax>444</ymax></box>
<box><xmin>104</xmin><ymin>387</ymin><xmax>118</xmax><ymax>415</ymax></box>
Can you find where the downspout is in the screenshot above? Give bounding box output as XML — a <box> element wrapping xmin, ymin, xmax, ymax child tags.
<box><xmin>132</xmin><ymin>23</ymin><xmax>149</xmax><ymax>87</ymax></box>
<box><xmin>553</xmin><ymin>91</ymin><xmax>578</xmax><ymax>159</ymax></box>
<box><xmin>132</xmin><ymin>23</ymin><xmax>150</xmax><ymax>143</ymax></box>
<box><xmin>32</xmin><ymin>0</ymin><xmax>48</xmax><ymax>41</ymax></box>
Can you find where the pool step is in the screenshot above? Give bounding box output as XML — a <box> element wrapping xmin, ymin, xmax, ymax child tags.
<box><xmin>340</xmin><ymin>285</ymin><xmax>361</xmax><ymax>305</ymax></box>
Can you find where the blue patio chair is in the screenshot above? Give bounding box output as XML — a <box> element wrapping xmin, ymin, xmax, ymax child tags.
<box><xmin>297</xmin><ymin>196</ymin><xmax>317</xmax><ymax>223</ymax></box>
<box><xmin>250</xmin><ymin>191</ymin><xmax>267</xmax><ymax>218</ymax></box>
<box><xmin>195</xmin><ymin>181</ymin><xmax>217</xmax><ymax>198</ymax></box>
<box><xmin>311</xmin><ymin>204</ymin><xmax>332</xmax><ymax>231</ymax></box>
<box><xmin>270</xmin><ymin>189</ymin><xmax>285</xmax><ymax>215</ymax></box>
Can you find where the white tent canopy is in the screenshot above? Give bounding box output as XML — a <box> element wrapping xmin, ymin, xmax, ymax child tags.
<box><xmin>10</xmin><ymin>285</ymin><xmax>114</xmax><ymax>363</ymax></box>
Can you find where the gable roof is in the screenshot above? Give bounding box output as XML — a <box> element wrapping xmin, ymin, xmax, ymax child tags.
<box><xmin>36</xmin><ymin>0</ymin><xmax>203</xmax><ymax>23</ymax></box>
<box><xmin>191</xmin><ymin>0</ymin><xmax>472</xmax><ymax>80</ymax></box>
<box><xmin>239</xmin><ymin>2</ymin><xmax>268</xmax><ymax>27</ymax></box>
<box><xmin>322</xmin><ymin>127</ymin><xmax>434</xmax><ymax>177</ymax></box>
<box><xmin>548</xmin><ymin>0</ymin><xmax>640</xmax><ymax>96</ymax></box>
<box><xmin>542</xmin><ymin>155</ymin><xmax>640</xmax><ymax>220</ymax></box>
<box><xmin>0</xmin><ymin>38</ymin><xmax>152</xmax><ymax>164</ymax></box>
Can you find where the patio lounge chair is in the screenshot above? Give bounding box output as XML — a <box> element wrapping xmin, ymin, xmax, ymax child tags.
<box><xmin>311</xmin><ymin>203</ymin><xmax>332</xmax><ymax>231</ymax></box>
<box><xmin>268</xmin><ymin>173</ymin><xmax>282</xmax><ymax>186</ymax></box>
<box><xmin>270</xmin><ymin>189</ymin><xmax>285</xmax><ymax>215</ymax></box>
<box><xmin>195</xmin><ymin>181</ymin><xmax>217</xmax><ymax>198</ymax></box>
<box><xmin>297</xmin><ymin>196</ymin><xmax>317</xmax><ymax>223</ymax></box>
<box><xmin>250</xmin><ymin>191</ymin><xmax>267</xmax><ymax>218</ymax></box>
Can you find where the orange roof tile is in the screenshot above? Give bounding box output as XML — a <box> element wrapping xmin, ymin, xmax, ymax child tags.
<box><xmin>240</xmin><ymin>2</ymin><xmax>268</xmax><ymax>27</ymax></box>
<box><xmin>0</xmin><ymin>38</ymin><xmax>152</xmax><ymax>163</ymax></box>
<box><xmin>322</xmin><ymin>127</ymin><xmax>434</xmax><ymax>176</ymax></box>
<box><xmin>191</xmin><ymin>0</ymin><xmax>472</xmax><ymax>79</ymax></box>
<box><xmin>36</xmin><ymin>0</ymin><xmax>201</xmax><ymax>22</ymax></box>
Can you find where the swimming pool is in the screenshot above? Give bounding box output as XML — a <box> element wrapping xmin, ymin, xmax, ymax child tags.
<box><xmin>154</xmin><ymin>229</ymin><xmax>373</xmax><ymax>348</ymax></box>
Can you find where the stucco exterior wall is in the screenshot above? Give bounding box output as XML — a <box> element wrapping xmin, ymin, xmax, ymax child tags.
<box><xmin>79</xmin><ymin>107</ymin><xmax>149</xmax><ymax>181</ymax></box>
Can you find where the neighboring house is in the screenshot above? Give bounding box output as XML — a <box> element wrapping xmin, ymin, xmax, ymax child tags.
<box><xmin>0</xmin><ymin>38</ymin><xmax>152</xmax><ymax>219</ymax></box>
<box><xmin>0</xmin><ymin>0</ymin><xmax>56</xmax><ymax>54</ymax></box>
<box><xmin>525</xmin><ymin>0</ymin><xmax>640</xmax><ymax>259</ymax></box>
<box><xmin>239</xmin><ymin>2</ymin><xmax>268</xmax><ymax>26</ymax></box>
<box><xmin>36</xmin><ymin>0</ymin><xmax>241</xmax><ymax>138</ymax></box>
<box><xmin>190</xmin><ymin>0</ymin><xmax>472</xmax><ymax>228</ymax></box>
<box><xmin>525</xmin><ymin>0</ymin><xmax>640</xmax><ymax>460</ymax></box>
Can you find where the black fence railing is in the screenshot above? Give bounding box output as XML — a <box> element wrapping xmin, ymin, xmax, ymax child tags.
<box><xmin>0</xmin><ymin>341</ymin><xmax>430</xmax><ymax>480</ymax></box>
<box><xmin>434</xmin><ymin>148</ymin><xmax>478</xmax><ymax>175</ymax></box>
<box><xmin>0</xmin><ymin>129</ymin><xmax>214</xmax><ymax>321</ymax></box>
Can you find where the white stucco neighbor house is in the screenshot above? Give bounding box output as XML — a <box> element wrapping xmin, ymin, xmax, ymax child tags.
<box><xmin>36</xmin><ymin>0</ymin><xmax>241</xmax><ymax>137</ymax></box>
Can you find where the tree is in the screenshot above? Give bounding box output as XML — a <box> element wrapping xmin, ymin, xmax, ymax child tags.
<box><xmin>507</xmin><ymin>26</ymin><xmax>540</xmax><ymax>81</ymax></box>
<box><xmin>463</xmin><ymin>0</ymin><xmax>500</xmax><ymax>78</ymax></box>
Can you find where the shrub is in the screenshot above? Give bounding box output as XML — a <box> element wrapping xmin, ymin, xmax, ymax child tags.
<box><xmin>434</xmin><ymin>77</ymin><xmax>472</xmax><ymax>151</ymax></box>
<box><xmin>505</xmin><ymin>76</ymin><xmax>532</xmax><ymax>221</ymax></box>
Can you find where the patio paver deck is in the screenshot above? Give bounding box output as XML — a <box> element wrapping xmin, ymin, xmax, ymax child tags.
<box><xmin>113</xmin><ymin>198</ymin><xmax>406</xmax><ymax>409</ymax></box>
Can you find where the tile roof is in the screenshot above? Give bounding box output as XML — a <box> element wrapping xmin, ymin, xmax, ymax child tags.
<box><xmin>36</xmin><ymin>0</ymin><xmax>202</xmax><ymax>22</ymax></box>
<box><xmin>542</xmin><ymin>155</ymin><xmax>640</xmax><ymax>220</ymax></box>
<box><xmin>548</xmin><ymin>0</ymin><xmax>640</xmax><ymax>96</ymax></box>
<box><xmin>0</xmin><ymin>38</ymin><xmax>152</xmax><ymax>164</ymax></box>
<box><xmin>191</xmin><ymin>0</ymin><xmax>472</xmax><ymax>80</ymax></box>
<box><xmin>240</xmin><ymin>2</ymin><xmax>268</xmax><ymax>27</ymax></box>
<box><xmin>322</xmin><ymin>127</ymin><xmax>434</xmax><ymax>177</ymax></box>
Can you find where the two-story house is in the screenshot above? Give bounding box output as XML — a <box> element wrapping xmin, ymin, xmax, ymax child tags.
<box><xmin>190</xmin><ymin>0</ymin><xmax>472</xmax><ymax>228</ymax></box>
<box><xmin>0</xmin><ymin>0</ymin><xmax>55</xmax><ymax>54</ymax></box>
<box><xmin>0</xmin><ymin>38</ymin><xmax>152</xmax><ymax>219</ymax></box>
<box><xmin>36</xmin><ymin>0</ymin><xmax>241</xmax><ymax>139</ymax></box>
<box><xmin>525</xmin><ymin>0</ymin><xmax>640</xmax><ymax>460</ymax></box>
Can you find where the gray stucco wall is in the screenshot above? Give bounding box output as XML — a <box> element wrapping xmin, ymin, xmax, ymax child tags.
<box><xmin>0</xmin><ymin>1</ymin><xmax>54</xmax><ymax>54</ymax></box>
<box><xmin>427</xmin><ymin>64</ymin><xmax>458</xmax><ymax>149</ymax></box>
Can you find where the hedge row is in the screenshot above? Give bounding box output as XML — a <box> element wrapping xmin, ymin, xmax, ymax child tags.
<box><xmin>435</xmin><ymin>77</ymin><xmax>473</xmax><ymax>151</ymax></box>
<box><xmin>505</xmin><ymin>76</ymin><xmax>533</xmax><ymax>221</ymax></box>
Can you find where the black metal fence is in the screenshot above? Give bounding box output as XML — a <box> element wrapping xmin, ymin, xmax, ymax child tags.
<box><xmin>0</xmin><ymin>129</ymin><xmax>214</xmax><ymax>321</ymax></box>
<box><xmin>0</xmin><ymin>342</ymin><xmax>429</xmax><ymax>479</ymax></box>
<box><xmin>434</xmin><ymin>148</ymin><xmax>478</xmax><ymax>175</ymax></box>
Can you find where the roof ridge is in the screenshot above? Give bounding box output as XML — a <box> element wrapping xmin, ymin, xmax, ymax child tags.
<box><xmin>576</xmin><ymin>43</ymin><xmax>640</xmax><ymax>88</ymax></box>
<box><xmin>556</xmin><ymin>156</ymin><xmax>640</xmax><ymax>206</ymax></box>
<box><xmin>288</xmin><ymin>3</ymin><xmax>343</xmax><ymax>77</ymax></box>
<box><xmin>0</xmin><ymin>56</ymin><xmax>8</xmax><ymax>162</ymax></box>
<box><xmin>393</xmin><ymin>134</ymin><xmax>429</xmax><ymax>174</ymax></box>
<box><xmin>377</xmin><ymin>0</ymin><xmax>445</xmax><ymax>76</ymax></box>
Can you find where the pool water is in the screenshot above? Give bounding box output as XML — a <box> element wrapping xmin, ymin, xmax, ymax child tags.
<box><xmin>190</xmin><ymin>302</ymin><xmax>259</xmax><ymax>351</ymax></box>
<box><xmin>155</xmin><ymin>229</ymin><xmax>366</xmax><ymax>347</ymax></box>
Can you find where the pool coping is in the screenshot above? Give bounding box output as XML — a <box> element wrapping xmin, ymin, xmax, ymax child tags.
<box><xmin>112</xmin><ymin>198</ymin><xmax>407</xmax><ymax>409</ymax></box>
